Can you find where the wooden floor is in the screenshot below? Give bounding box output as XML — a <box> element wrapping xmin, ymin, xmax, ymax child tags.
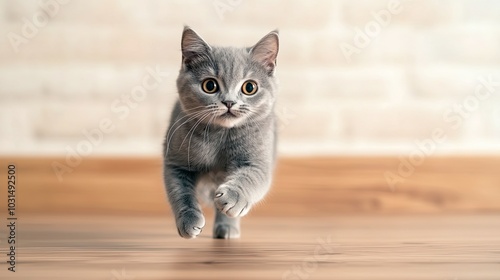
<box><xmin>3</xmin><ymin>214</ymin><xmax>500</xmax><ymax>280</ymax></box>
<box><xmin>1</xmin><ymin>156</ymin><xmax>500</xmax><ymax>216</ymax></box>
<box><xmin>1</xmin><ymin>156</ymin><xmax>499</xmax><ymax>279</ymax></box>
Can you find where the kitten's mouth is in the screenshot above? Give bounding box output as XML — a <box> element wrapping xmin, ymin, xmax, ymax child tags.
<box><xmin>214</xmin><ymin>109</ymin><xmax>245</xmax><ymax>128</ymax></box>
<box><xmin>220</xmin><ymin>110</ymin><xmax>238</xmax><ymax>118</ymax></box>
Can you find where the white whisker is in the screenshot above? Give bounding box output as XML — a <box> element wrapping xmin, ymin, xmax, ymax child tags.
<box><xmin>184</xmin><ymin>112</ymin><xmax>213</xmax><ymax>169</ymax></box>
<box><xmin>164</xmin><ymin>106</ymin><xmax>217</xmax><ymax>158</ymax></box>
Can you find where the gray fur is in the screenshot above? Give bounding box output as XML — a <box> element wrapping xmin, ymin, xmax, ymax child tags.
<box><xmin>162</xmin><ymin>27</ymin><xmax>279</xmax><ymax>239</ymax></box>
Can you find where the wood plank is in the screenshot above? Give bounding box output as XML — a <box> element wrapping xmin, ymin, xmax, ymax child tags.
<box><xmin>2</xmin><ymin>215</ymin><xmax>499</xmax><ymax>279</ymax></box>
<box><xmin>0</xmin><ymin>157</ymin><xmax>499</xmax><ymax>216</ymax></box>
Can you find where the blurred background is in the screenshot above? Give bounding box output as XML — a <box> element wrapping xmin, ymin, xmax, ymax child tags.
<box><xmin>2</xmin><ymin>0</ymin><xmax>500</xmax><ymax>157</ymax></box>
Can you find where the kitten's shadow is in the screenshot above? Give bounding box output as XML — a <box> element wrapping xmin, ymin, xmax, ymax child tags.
<box><xmin>209</xmin><ymin>238</ymin><xmax>242</xmax><ymax>253</ymax></box>
<box><xmin>168</xmin><ymin>238</ymin><xmax>262</xmax><ymax>269</ymax></box>
<box><xmin>204</xmin><ymin>239</ymin><xmax>263</xmax><ymax>265</ymax></box>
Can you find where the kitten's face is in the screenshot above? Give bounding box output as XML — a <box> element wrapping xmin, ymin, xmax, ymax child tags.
<box><xmin>176</xmin><ymin>27</ymin><xmax>279</xmax><ymax>128</ymax></box>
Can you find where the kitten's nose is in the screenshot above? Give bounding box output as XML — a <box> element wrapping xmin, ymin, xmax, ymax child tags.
<box><xmin>222</xmin><ymin>101</ymin><xmax>235</xmax><ymax>109</ymax></box>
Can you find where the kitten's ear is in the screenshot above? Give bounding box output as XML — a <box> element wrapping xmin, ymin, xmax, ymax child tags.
<box><xmin>250</xmin><ymin>30</ymin><xmax>279</xmax><ymax>75</ymax></box>
<box><xmin>181</xmin><ymin>26</ymin><xmax>211</xmax><ymax>65</ymax></box>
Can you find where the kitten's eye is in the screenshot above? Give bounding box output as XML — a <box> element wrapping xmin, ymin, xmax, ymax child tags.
<box><xmin>242</xmin><ymin>80</ymin><xmax>258</xmax><ymax>95</ymax></box>
<box><xmin>202</xmin><ymin>78</ymin><xmax>218</xmax><ymax>94</ymax></box>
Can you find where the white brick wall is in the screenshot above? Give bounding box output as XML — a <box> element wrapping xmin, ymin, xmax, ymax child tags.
<box><xmin>1</xmin><ymin>0</ymin><xmax>500</xmax><ymax>156</ymax></box>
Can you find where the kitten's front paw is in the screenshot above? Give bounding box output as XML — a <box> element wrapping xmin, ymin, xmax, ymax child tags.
<box><xmin>176</xmin><ymin>209</ymin><xmax>205</xmax><ymax>239</ymax></box>
<box><xmin>214</xmin><ymin>185</ymin><xmax>250</xmax><ymax>218</ymax></box>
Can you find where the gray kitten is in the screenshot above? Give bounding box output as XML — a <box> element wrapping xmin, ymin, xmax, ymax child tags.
<box><xmin>162</xmin><ymin>27</ymin><xmax>279</xmax><ymax>239</ymax></box>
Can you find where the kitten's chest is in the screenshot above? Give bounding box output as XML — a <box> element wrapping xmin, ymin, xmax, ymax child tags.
<box><xmin>192</xmin><ymin>129</ymin><xmax>252</xmax><ymax>169</ymax></box>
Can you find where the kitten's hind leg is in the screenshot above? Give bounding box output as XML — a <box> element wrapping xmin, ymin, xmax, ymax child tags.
<box><xmin>213</xmin><ymin>209</ymin><xmax>240</xmax><ymax>239</ymax></box>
